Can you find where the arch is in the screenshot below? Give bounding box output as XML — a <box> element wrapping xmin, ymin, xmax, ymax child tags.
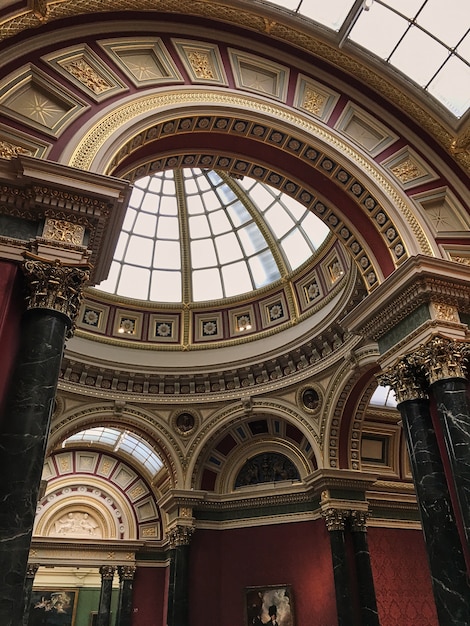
<box><xmin>63</xmin><ymin>91</ymin><xmax>435</xmax><ymax>284</ymax></box>
<box><xmin>187</xmin><ymin>397</ymin><xmax>323</xmax><ymax>492</ymax></box>
<box><xmin>49</xmin><ymin>401</ymin><xmax>184</xmax><ymax>488</ymax></box>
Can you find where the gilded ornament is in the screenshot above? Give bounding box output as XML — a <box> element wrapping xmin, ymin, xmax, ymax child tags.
<box><xmin>0</xmin><ymin>141</ymin><xmax>32</xmax><ymax>159</ymax></box>
<box><xmin>187</xmin><ymin>51</ymin><xmax>215</xmax><ymax>80</ymax></box>
<box><xmin>42</xmin><ymin>218</ymin><xmax>85</xmax><ymax>245</ymax></box>
<box><xmin>390</xmin><ymin>159</ymin><xmax>423</xmax><ymax>183</ymax></box>
<box><xmin>62</xmin><ymin>58</ymin><xmax>111</xmax><ymax>94</ymax></box>
<box><xmin>167</xmin><ymin>524</ymin><xmax>195</xmax><ymax>547</ymax></box>
<box><xmin>321</xmin><ymin>507</ymin><xmax>349</xmax><ymax>531</ymax></box>
<box><xmin>302</xmin><ymin>88</ymin><xmax>326</xmax><ymax>115</ymax></box>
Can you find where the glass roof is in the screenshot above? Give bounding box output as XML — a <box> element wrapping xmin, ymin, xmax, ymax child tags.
<box><xmin>63</xmin><ymin>427</ymin><xmax>163</xmax><ymax>475</ymax></box>
<box><xmin>97</xmin><ymin>169</ymin><xmax>330</xmax><ymax>302</ymax></box>
<box><xmin>266</xmin><ymin>0</ymin><xmax>470</xmax><ymax>118</ymax></box>
<box><xmin>370</xmin><ymin>385</ymin><xmax>397</xmax><ymax>407</ymax></box>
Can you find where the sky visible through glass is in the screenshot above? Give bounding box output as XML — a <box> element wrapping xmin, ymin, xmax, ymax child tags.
<box><xmin>64</xmin><ymin>427</ymin><xmax>163</xmax><ymax>475</ymax></box>
<box><xmin>98</xmin><ymin>169</ymin><xmax>330</xmax><ymax>303</ymax></box>
<box><xmin>267</xmin><ymin>0</ymin><xmax>469</xmax><ymax>118</ymax></box>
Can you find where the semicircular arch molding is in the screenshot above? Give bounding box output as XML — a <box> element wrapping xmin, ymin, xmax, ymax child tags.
<box><xmin>187</xmin><ymin>399</ymin><xmax>323</xmax><ymax>491</ymax></box>
<box><xmin>219</xmin><ymin>439</ymin><xmax>310</xmax><ymax>495</ymax></box>
<box><xmin>63</xmin><ymin>90</ymin><xmax>436</xmax><ymax>283</ymax></box>
<box><xmin>49</xmin><ymin>401</ymin><xmax>184</xmax><ymax>488</ymax></box>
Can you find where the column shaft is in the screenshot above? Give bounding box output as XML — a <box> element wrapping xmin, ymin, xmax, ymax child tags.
<box><xmin>116</xmin><ymin>566</ymin><xmax>135</xmax><ymax>626</ymax></box>
<box><xmin>0</xmin><ymin>309</ymin><xmax>69</xmax><ymax>626</ymax></box>
<box><xmin>329</xmin><ymin>530</ymin><xmax>353</xmax><ymax>626</ymax></box>
<box><xmin>167</xmin><ymin>545</ymin><xmax>190</xmax><ymax>626</ymax></box>
<box><xmin>431</xmin><ymin>377</ymin><xmax>470</xmax><ymax>547</ymax></box>
<box><xmin>97</xmin><ymin>566</ymin><xmax>115</xmax><ymax>626</ymax></box>
<box><xmin>399</xmin><ymin>398</ymin><xmax>470</xmax><ymax>625</ymax></box>
<box><xmin>350</xmin><ymin>515</ymin><xmax>379</xmax><ymax>626</ymax></box>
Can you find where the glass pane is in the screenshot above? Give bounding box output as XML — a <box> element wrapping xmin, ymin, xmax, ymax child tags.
<box><xmin>215</xmin><ymin>232</ymin><xmax>243</xmax><ymax>263</ymax></box>
<box><xmin>390</xmin><ymin>26</ymin><xmax>449</xmax><ymax>85</ymax></box>
<box><xmin>189</xmin><ymin>214</ymin><xmax>211</xmax><ymax>238</ymax></box>
<box><xmin>302</xmin><ymin>213</ymin><xmax>331</xmax><ymax>248</ymax></box>
<box><xmin>222</xmin><ymin>261</ymin><xmax>252</xmax><ymax>296</ymax></box>
<box><xmin>118</xmin><ymin>265</ymin><xmax>150</xmax><ymax>299</ymax></box>
<box><xmin>157</xmin><ymin>215</ymin><xmax>179</xmax><ymax>239</ymax></box>
<box><xmin>297</xmin><ymin>0</ymin><xmax>355</xmax><ymax>30</ymax></box>
<box><xmin>428</xmin><ymin>56</ymin><xmax>470</xmax><ymax>117</ymax></box>
<box><xmin>134</xmin><ymin>212</ymin><xmax>157</xmax><ymax>236</ymax></box>
<box><xmin>281</xmin><ymin>230</ymin><xmax>312</xmax><ymax>269</ymax></box>
<box><xmin>125</xmin><ymin>236</ymin><xmax>153</xmax><ymax>265</ymax></box>
<box><xmin>191</xmin><ymin>239</ymin><xmax>217</xmax><ymax>268</ymax></box>
<box><xmin>193</xmin><ymin>268</ymin><xmax>223</xmax><ymax>300</ymax></box>
<box><xmin>381</xmin><ymin>0</ymin><xmax>425</xmax><ymax>19</ymax></box>
<box><xmin>209</xmin><ymin>209</ymin><xmax>232</xmax><ymax>235</ymax></box>
<box><xmin>267</xmin><ymin>0</ymin><xmax>299</xmax><ymax>9</ymax></box>
<box><xmin>150</xmin><ymin>270</ymin><xmax>181</xmax><ymax>302</ymax></box>
<box><xmin>417</xmin><ymin>0</ymin><xmax>468</xmax><ymax>48</ymax></box>
<box><xmin>97</xmin><ymin>260</ymin><xmax>119</xmax><ymax>293</ymax></box>
<box><xmin>227</xmin><ymin>200</ymin><xmax>251</xmax><ymax>226</ymax></box>
<box><xmin>349</xmin><ymin>3</ymin><xmax>409</xmax><ymax>59</ymax></box>
<box><xmin>114</xmin><ymin>232</ymin><xmax>128</xmax><ymax>261</ymax></box>
<box><xmin>265</xmin><ymin>204</ymin><xmax>295</xmax><ymax>237</ymax></box>
<box><xmin>249</xmin><ymin>251</ymin><xmax>280</xmax><ymax>288</ymax></box>
<box><xmin>238</xmin><ymin>223</ymin><xmax>267</xmax><ymax>255</ymax></box>
<box><xmin>153</xmin><ymin>240</ymin><xmax>181</xmax><ymax>269</ymax></box>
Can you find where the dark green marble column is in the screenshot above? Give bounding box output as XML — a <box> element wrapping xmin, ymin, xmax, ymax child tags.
<box><xmin>0</xmin><ymin>257</ymin><xmax>89</xmax><ymax>626</ymax></box>
<box><xmin>97</xmin><ymin>565</ymin><xmax>116</xmax><ymax>626</ymax></box>
<box><xmin>115</xmin><ymin>565</ymin><xmax>136</xmax><ymax>626</ymax></box>
<box><xmin>380</xmin><ymin>358</ymin><xmax>470</xmax><ymax>625</ymax></box>
<box><xmin>350</xmin><ymin>511</ymin><xmax>379</xmax><ymax>626</ymax></box>
<box><xmin>22</xmin><ymin>563</ymin><xmax>39</xmax><ymax>626</ymax></box>
<box><xmin>322</xmin><ymin>508</ymin><xmax>353</xmax><ymax>626</ymax></box>
<box><xmin>167</xmin><ymin>525</ymin><xmax>194</xmax><ymax>626</ymax></box>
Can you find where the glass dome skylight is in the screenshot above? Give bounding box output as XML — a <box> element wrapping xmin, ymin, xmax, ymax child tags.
<box><xmin>267</xmin><ymin>0</ymin><xmax>470</xmax><ymax>118</ymax></box>
<box><xmin>370</xmin><ymin>385</ymin><xmax>397</xmax><ymax>407</ymax></box>
<box><xmin>97</xmin><ymin>169</ymin><xmax>330</xmax><ymax>303</ymax></box>
<box><xmin>63</xmin><ymin>427</ymin><xmax>163</xmax><ymax>475</ymax></box>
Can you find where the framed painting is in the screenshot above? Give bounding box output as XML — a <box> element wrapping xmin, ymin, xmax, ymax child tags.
<box><xmin>245</xmin><ymin>585</ymin><xmax>294</xmax><ymax>626</ymax></box>
<box><xmin>28</xmin><ymin>589</ymin><xmax>79</xmax><ymax>626</ymax></box>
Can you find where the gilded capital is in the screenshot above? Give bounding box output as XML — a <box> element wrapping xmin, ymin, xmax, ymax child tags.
<box><xmin>118</xmin><ymin>565</ymin><xmax>137</xmax><ymax>581</ymax></box>
<box><xmin>99</xmin><ymin>565</ymin><xmax>116</xmax><ymax>580</ymax></box>
<box><xmin>321</xmin><ymin>507</ymin><xmax>349</xmax><ymax>532</ymax></box>
<box><xmin>167</xmin><ymin>524</ymin><xmax>195</xmax><ymax>548</ymax></box>
<box><xmin>22</xmin><ymin>255</ymin><xmax>90</xmax><ymax>330</ymax></box>
<box><xmin>350</xmin><ymin>510</ymin><xmax>369</xmax><ymax>532</ymax></box>
<box><xmin>378</xmin><ymin>354</ymin><xmax>428</xmax><ymax>404</ymax></box>
<box><xmin>418</xmin><ymin>336</ymin><xmax>467</xmax><ymax>384</ymax></box>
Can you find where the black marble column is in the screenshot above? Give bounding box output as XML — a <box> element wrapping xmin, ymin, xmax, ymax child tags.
<box><xmin>167</xmin><ymin>525</ymin><xmax>194</xmax><ymax>626</ymax></box>
<box><xmin>398</xmin><ymin>397</ymin><xmax>470</xmax><ymax>624</ymax></box>
<box><xmin>0</xmin><ymin>258</ymin><xmax>88</xmax><ymax>626</ymax></box>
<box><xmin>22</xmin><ymin>563</ymin><xmax>39</xmax><ymax>626</ymax></box>
<box><xmin>418</xmin><ymin>337</ymin><xmax>470</xmax><ymax>549</ymax></box>
<box><xmin>322</xmin><ymin>508</ymin><xmax>353</xmax><ymax>626</ymax></box>
<box><xmin>115</xmin><ymin>565</ymin><xmax>136</xmax><ymax>626</ymax></box>
<box><xmin>97</xmin><ymin>565</ymin><xmax>116</xmax><ymax>626</ymax></box>
<box><xmin>430</xmin><ymin>377</ymin><xmax>470</xmax><ymax>548</ymax></box>
<box><xmin>349</xmin><ymin>511</ymin><xmax>379</xmax><ymax>626</ymax></box>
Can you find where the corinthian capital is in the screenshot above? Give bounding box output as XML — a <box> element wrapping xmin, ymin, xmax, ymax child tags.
<box><xmin>321</xmin><ymin>508</ymin><xmax>349</xmax><ymax>532</ymax></box>
<box><xmin>118</xmin><ymin>565</ymin><xmax>136</xmax><ymax>581</ymax></box>
<box><xmin>99</xmin><ymin>565</ymin><xmax>116</xmax><ymax>580</ymax></box>
<box><xmin>378</xmin><ymin>353</ymin><xmax>428</xmax><ymax>404</ymax></box>
<box><xmin>417</xmin><ymin>336</ymin><xmax>467</xmax><ymax>384</ymax></box>
<box><xmin>167</xmin><ymin>524</ymin><xmax>195</xmax><ymax>548</ymax></box>
<box><xmin>22</xmin><ymin>254</ymin><xmax>89</xmax><ymax>329</ymax></box>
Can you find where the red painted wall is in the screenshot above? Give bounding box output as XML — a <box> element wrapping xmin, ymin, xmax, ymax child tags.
<box><xmin>368</xmin><ymin>527</ymin><xmax>438</xmax><ymax>626</ymax></box>
<box><xmin>132</xmin><ymin>567</ymin><xmax>167</xmax><ymax>626</ymax></box>
<box><xmin>189</xmin><ymin>519</ymin><xmax>338</xmax><ymax>626</ymax></box>
<box><xmin>0</xmin><ymin>261</ymin><xmax>23</xmax><ymax>415</ymax></box>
